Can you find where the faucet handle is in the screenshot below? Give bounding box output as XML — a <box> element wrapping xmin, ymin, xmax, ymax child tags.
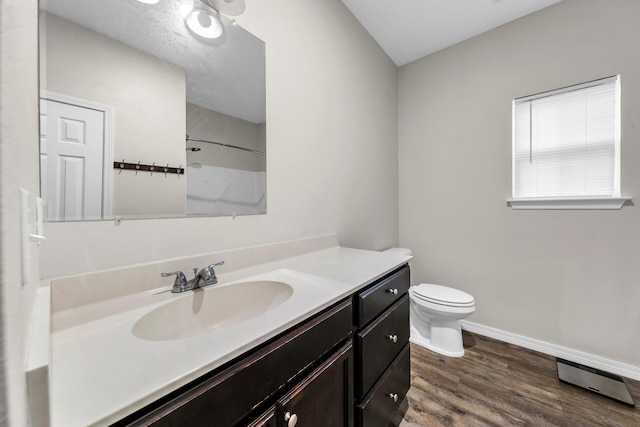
<box><xmin>198</xmin><ymin>261</ymin><xmax>225</xmax><ymax>286</ymax></box>
<box><xmin>161</xmin><ymin>271</ymin><xmax>191</xmax><ymax>293</ymax></box>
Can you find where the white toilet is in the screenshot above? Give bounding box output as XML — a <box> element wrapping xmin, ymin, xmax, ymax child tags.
<box><xmin>409</xmin><ymin>283</ymin><xmax>475</xmax><ymax>357</ymax></box>
<box><xmin>381</xmin><ymin>247</ymin><xmax>476</xmax><ymax>357</ymax></box>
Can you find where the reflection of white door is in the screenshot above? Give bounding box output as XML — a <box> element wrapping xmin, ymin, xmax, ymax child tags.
<box><xmin>40</xmin><ymin>93</ymin><xmax>112</xmax><ymax>220</ymax></box>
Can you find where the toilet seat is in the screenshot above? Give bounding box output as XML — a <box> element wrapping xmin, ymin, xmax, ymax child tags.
<box><xmin>411</xmin><ymin>284</ymin><xmax>475</xmax><ymax>308</ymax></box>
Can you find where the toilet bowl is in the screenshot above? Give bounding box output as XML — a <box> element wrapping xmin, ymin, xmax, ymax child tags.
<box><xmin>409</xmin><ymin>283</ymin><xmax>475</xmax><ymax>357</ymax></box>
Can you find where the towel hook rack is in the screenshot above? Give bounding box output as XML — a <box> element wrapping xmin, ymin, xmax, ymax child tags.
<box><xmin>113</xmin><ymin>160</ymin><xmax>184</xmax><ymax>175</ymax></box>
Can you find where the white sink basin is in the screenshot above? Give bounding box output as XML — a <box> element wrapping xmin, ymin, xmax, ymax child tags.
<box><xmin>133</xmin><ymin>281</ymin><xmax>294</xmax><ymax>341</ymax></box>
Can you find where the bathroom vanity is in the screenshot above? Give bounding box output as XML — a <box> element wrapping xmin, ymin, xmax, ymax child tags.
<box><xmin>47</xmin><ymin>236</ymin><xmax>411</xmax><ymax>427</ymax></box>
<box><xmin>115</xmin><ymin>298</ymin><xmax>354</xmax><ymax>426</ymax></box>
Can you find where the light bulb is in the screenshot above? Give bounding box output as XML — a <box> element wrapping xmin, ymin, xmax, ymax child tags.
<box><xmin>185</xmin><ymin>8</ymin><xmax>223</xmax><ymax>39</ymax></box>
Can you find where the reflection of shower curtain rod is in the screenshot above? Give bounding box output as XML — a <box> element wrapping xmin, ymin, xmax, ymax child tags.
<box><xmin>186</xmin><ymin>135</ymin><xmax>265</xmax><ymax>155</ymax></box>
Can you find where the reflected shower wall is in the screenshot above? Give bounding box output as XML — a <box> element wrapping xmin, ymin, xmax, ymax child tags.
<box><xmin>186</xmin><ymin>103</ymin><xmax>266</xmax><ymax>171</ymax></box>
<box><xmin>186</xmin><ymin>165</ymin><xmax>266</xmax><ymax>216</ymax></box>
<box><xmin>186</xmin><ymin>102</ymin><xmax>266</xmax><ymax>216</ymax></box>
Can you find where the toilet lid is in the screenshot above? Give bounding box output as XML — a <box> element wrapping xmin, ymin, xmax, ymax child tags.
<box><xmin>412</xmin><ymin>283</ymin><xmax>475</xmax><ymax>307</ymax></box>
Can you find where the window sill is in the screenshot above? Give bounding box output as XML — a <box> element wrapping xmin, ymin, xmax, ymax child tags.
<box><xmin>507</xmin><ymin>197</ymin><xmax>632</xmax><ymax>210</ymax></box>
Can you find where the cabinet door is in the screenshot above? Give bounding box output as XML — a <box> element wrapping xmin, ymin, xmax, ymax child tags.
<box><xmin>247</xmin><ymin>407</ymin><xmax>277</xmax><ymax>427</ymax></box>
<box><xmin>277</xmin><ymin>342</ymin><xmax>353</xmax><ymax>427</ymax></box>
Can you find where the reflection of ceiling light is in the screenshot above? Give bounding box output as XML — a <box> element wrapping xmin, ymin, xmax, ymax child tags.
<box><xmin>185</xmin><ymin>6</ymin><xmax>223</xmax><ymax>39</ymax></box>
<box><xmin>136</xmin><ymin>0</ymin><xmax>160</xmax><ymax>4</ymax></box>
<box><xmin>179</xmin><ymin>3</ymin><xmax>194</xmax><ymax>16</ymax></box>
<box><xmin>202</xmin><ymin>0</ymin><xmax>246</xmax><ymax>16</ymax></box>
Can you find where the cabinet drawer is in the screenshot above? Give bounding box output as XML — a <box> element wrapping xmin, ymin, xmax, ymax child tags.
<box><xmin>355</xmin><ymin>265</ymin><xmax>410</xmax><ymax>327</ymax></box>
<box><xmin>356</xmin><ymin>343</ymin><xmax>411</xmax><ymax>427</ymax></box>
<box><xmin>356</xmin><ymin>294</ymin><xmax>409</xmax><ymax>398</ymax></box>
<box><xmin>119</xmin><ymin>299</ymin><xmax>352</xmax><ymax>427</ymax></box>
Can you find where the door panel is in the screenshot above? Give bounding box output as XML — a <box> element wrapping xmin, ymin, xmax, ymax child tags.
<box><xmin>40</xmin><ymin>98</ymin><xmax>105</xmax><ymax>220</ymax></box>
<box><xmin>277</xmin><ymin>342</ymin><xmax>353</xmax><ymax>427</ymax></box>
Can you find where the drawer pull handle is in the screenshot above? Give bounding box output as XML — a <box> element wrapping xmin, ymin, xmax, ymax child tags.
<box><xmin>388</xmin><ymin>392</ymin><xmax>399</xmax><ymax>402</ymax></box>
<box><xmin>386</xmin><ymin>288</ymin><xmax>398</xmax><ymax>295</ymax></box>
<box><xmin>284</xmin><ymin>412</ymin><xmax>298</xmax><ymax>427</ymax></box>
<box><xmin>388</xmin><ymin>334</ymin><xmax>398</xmax><ymax>343</ymax></box>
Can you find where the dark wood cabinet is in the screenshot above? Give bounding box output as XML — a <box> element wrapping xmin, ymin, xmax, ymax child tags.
<box><xmin>247</xmin><ymin>408</ymin><xmax>277</xmax><ymax>427</ymax></box>
<box><xmin>355</xmin><ymin>266</ymin><xmax>410</xmax><ymax>327</ymax></box>
<box><xmin>353</xmin><ymin>265</ymin><xmax>410</xmax><ymax>427</ymax></box>
<box><xmin>356</xmin><ymin>294</ymin><xmax>409</xmax><ymax>399</ymax></box>
<box><xmin>277</xmin><ymin>341</ymin><xmax>353</xmax><ymax>427</ymax></box>
<box><xmin>246</xmin><ymin>342</ymin><xmax>354</xmax><ymax>427</ymax></box>
<box><xmin>356</xmin><ymin>343</ymin><xmax>411</xmax><ymax>427</ymax></box>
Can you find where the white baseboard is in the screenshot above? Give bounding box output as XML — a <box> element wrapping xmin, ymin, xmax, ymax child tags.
<box><xmin>460</xmin><ymin>320</ymin><xmax>640</xmax><ymax>381</ymax></box>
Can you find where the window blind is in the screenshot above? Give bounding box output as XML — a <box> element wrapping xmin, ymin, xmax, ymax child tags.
<box><xmin>513</xmin><ymin>76</ymin><xmax>619</xmax><ymax>199</ymax></box>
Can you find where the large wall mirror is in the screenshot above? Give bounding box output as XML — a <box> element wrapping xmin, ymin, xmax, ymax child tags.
<box><xmin>38</xmin><ymin>0</ymin><xmax>266</xmax><ymax>221</ymax></box>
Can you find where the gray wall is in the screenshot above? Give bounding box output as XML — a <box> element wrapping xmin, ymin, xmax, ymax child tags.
<box><xmin>0</xmin><ymin>0</ymin><xmax>41</xmax><ymax>425</ymax></box>
<box><xmin>399</xmin><ymin>0</ymin><xmax>640</xmax><ymax>367</ymax></box>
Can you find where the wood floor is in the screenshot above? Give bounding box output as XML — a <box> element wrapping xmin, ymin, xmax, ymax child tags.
<box><xmin>392</xmin><ymin>332</ymin><xmax>640</xmax><ymax>427</ymax></box>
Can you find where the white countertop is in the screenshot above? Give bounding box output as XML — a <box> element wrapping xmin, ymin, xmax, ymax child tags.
<box><xmin>50</xmin><ymin>244</ymin><xmax>410</xmax><ymax>427</ymax></box>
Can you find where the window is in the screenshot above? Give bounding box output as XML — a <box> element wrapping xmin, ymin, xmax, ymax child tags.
<box><xmin>509</xmin><ymin>76</ymin><xmax>630</xmax><ymax>209</ymax></box>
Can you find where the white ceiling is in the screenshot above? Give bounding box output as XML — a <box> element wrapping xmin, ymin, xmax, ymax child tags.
<box><xmin>340</xmin><ymin>0</ymin><xmax>564</xmax><ymax>66</ymax></box>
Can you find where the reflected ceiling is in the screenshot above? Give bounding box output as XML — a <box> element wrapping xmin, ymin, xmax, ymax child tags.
<box><xmin>39</xmin><ymin>0</ymin><xmax>265</xmax><ymax>124</ymax></box>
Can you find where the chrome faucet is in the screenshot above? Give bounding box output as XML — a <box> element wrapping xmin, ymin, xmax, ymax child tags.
<box><xmin>161</xmin><ymin>261</ymin><xmax>225</xmax><ymax>293</ymax></box>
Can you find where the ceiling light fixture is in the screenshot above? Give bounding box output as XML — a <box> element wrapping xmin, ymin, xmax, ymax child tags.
<box><xmin>185</xmin><ymin>4</ymin><xmax>223</xmax><ymax>39</ymax></box>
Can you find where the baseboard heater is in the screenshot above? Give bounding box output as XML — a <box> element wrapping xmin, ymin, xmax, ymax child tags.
<box><xmin>556</xmin><ymin>358</ymin><xmax>635</xmax><ymax>407</ymax></box>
